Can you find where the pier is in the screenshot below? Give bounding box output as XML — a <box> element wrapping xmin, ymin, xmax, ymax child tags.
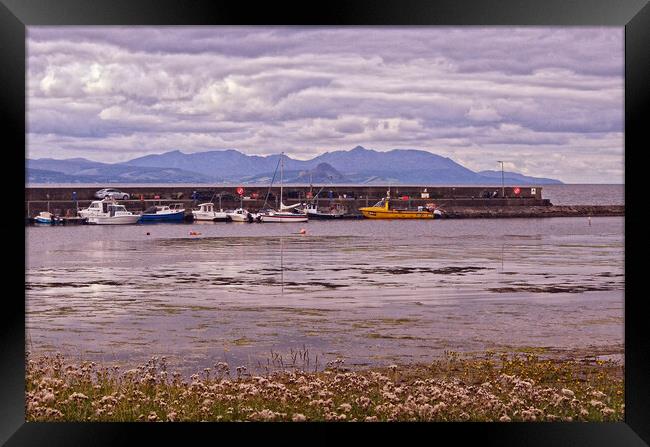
<box><xmin>24</xmin><ymin>185</ymin><xmax>623</xmax><ymax>219</ymax></box>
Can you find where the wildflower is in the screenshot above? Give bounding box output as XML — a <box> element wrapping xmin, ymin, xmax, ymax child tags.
<box><xmin>147</xmin><ymin>412</ymin><xmax>158</xmax><ymax>422</ymax></box>
<box><xmin>292</xmin><ymin>413</ymin><xmax>307</xmax><ymax>422</ymax></box>
<box><xmin>167</xmin><ymin>412</ymin><xmax>178</xmax><ymax>422</ymax></box>
<box><xmin>499</xmin><ymin>415</ymin><xmax>511</xmax><ymax>422</ymax></box>
<box><xmin>601</xmin><ymin>407</ymin><xmax>615</xmax><ymax>417</ymax></box>
<box><xmin>365</xmin><ymin>416</ymin><xmax>378</xmax><ymax>422</ymax></box>
<box><xmin>561</xmin><ymin>389</ymin><xmax>575</xmax><ymax>398</ymax></box>
<box><xmin>69</xmin><ymin>392</ymin><xmax>89</xmax><ymax>401</ymax></box>
<box><xmin>41</xmin><ymin>392</ymin><xmax>55</xmax><ymax>404</ymax></box>
<box><xmin>339</xmin><ymin>403</ymin><xmax>352</xmax><ymax>413</ymax></box>
<box><xmin>591</xmin><ymin>390</ymin><xmax>607</xmax><ymax>399</ymax></box>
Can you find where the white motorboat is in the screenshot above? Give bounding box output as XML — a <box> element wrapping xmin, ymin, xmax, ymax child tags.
<box><xmin>192</xmin><ymin>203</ymin><xmax>230</xmax><ymax>222</ymax></box>
<box><xmin>78</xmin><ymin>198</ymin><xmax>112</xmax><ymax>218</ymax></box>
<box><xmin>257</xmin><ymin>153</ymin><xmax>309</xmax><ymax>223</ymax></box>
<box><xmin>226</xmin><ymin>208</ymin><xmax>255</xmax><ymax>222</ymax></box>
<box><xmin>86</xmin><ymin>203</ymin><xmax>140</xmax><ymax>225</ymax></box>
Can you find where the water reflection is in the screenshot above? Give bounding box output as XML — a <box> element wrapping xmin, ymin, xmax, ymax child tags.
<box><xmin>25</xmin><ymin>218</ymin><xmax>624</xmax><ymax>374</ymax></box>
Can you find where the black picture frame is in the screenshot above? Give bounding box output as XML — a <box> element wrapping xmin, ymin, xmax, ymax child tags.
<box><xmin>3</xmin><ymin>0</ymin><xmax>647</xmax><ymax>445</ymax></box>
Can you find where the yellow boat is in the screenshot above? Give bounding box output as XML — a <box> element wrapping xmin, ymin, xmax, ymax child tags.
<box><xmin>359</xmin><ymin>197</ymin><xmax>436</xmax><ymax>219</ymax></box>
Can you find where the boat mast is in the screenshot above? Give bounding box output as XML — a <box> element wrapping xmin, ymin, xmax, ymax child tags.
<box><xmin>280</xmin><ymin>152</ymin><xmax>284</xmax><ymax>209</ymax></box>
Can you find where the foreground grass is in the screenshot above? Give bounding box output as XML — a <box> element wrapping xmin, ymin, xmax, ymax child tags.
<box><xmin>26</xmin><ymin>352</ymin><xmax>623</xmax><ymax>422</ymax></box>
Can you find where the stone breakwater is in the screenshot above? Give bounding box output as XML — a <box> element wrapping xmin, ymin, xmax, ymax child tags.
<box><xmin>443</xmin><ymin>205</ymin><xmax>624</xmax><ymax>219</ymax></box>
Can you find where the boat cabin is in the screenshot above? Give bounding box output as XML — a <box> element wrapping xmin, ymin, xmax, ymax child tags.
<box><xmin>197</xmin><ymin>203</ymin><xmax>215</xmax><ymax>213</ymax></box>
<box><xmin>107</xmin><ymin>204</ymin><xmax>128</xmax><ymax>216</ymax></box>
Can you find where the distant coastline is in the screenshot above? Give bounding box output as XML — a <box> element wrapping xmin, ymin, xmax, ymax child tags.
<box><xmin>26</xmin><ymin>146</ymin><xmax>565</xmax><ymax>186</ymax></box>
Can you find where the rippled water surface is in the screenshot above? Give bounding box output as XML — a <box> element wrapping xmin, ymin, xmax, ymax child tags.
<box><xmin>26</xmin><ymin>217</ymin><xmax>624</xmax><ymax>374</ymax></box>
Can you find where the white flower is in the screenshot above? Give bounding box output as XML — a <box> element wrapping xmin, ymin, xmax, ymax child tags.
<box><xmin>292</xmin><ymin>413</ymin><xmax>307</xmax><ymax>422</ymax></box>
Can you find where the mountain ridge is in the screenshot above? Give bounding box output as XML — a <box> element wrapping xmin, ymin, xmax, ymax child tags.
<box><xmin>27</xmin><ymin>146</ymin><xmax>563</xmax><ymax>185</ymax></box>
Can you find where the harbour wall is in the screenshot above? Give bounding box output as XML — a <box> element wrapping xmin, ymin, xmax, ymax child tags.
<box><xmin>25</xmin><ymin>185</ymin><xmax>549</xmax><ymax>217</ymax></box>
<box><xmin>25</xmin><ymin>185</ymin><xmax>623</xmax><ymax>218</ymax></box>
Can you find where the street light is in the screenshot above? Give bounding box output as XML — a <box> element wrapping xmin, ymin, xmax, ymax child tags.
<box><xmin>497</xmin><ymin>161</ymin><xmax>505</xmax><ymax>198</ymax></box>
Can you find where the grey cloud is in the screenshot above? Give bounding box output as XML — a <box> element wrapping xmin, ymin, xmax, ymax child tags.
<box><xmin>26</xmin><ymin>26</ymin><xmax>624</xmax><ymax>183</ymax></box>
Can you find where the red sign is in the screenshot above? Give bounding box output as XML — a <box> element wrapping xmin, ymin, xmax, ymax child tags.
<box><xmin>236</xmin><ymin>187</ymin><xmax>244</xmax><ymax>195</ymax></box>
<box><xmin>306</xmin><ymin>191</ymin><xmax>313</xmax><ymax>199</ymax></box>
<box><xmin>513</xmin><ymin>187</ymin><xmax>521</xmax><ymax>195</ymax></box>
<box><xmin>401</xmin><ymin>195</ymin><xmax>409</xmax><ymax>201</ymax></box>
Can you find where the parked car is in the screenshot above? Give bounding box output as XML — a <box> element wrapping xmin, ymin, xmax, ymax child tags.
<box><xmin>94</xmin><ymin>188</ymin><xmax>130</xmax><ymax>200</ymax></box>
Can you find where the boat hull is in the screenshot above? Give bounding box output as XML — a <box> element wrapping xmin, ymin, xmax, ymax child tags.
<box><xmin>306</xmin><ymin>212</ymin><xmax>345</xmax><ymax>219</ymax></box>
<box><xmin>87</xmin><ymin>215</ymin><xmax>141</xmax><ymax>225</ymax></box>
<box><xmin>34</xmin><ymin>217</ymin><xmax>53</xmax><ymax>224</ymax></box>
<box><xmin>258</xmin><ymin>213</ymin><xmax>308</xmax><ymax>223</ymax></box>
<box><xmin>192</xmin><ymin>212</ymin><xmax>230</xmax><ymax>222</ymax></box>
<box><xmin>139</xmin><ymin>211</ymin><xmax>185</xmax><ymax>222</ymax></box>
<box><xmin>358</xmin><ymin>207</ymin><xmax>434</xmax><ymax>219</ymax></box>
<box><xmin>228</xmin><ymin>212</ymin><xmax>255</xmax><ymax>222</ymax></box>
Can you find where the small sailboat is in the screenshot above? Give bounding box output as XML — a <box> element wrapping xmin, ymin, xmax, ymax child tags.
<box><xmin>86</xmin><ymin>203</ymin><xmax>140</xmax><ymax>225</ymax></box>
<box><xmin>192</xmin><ymin>203</ymin><xmax>230</xmax><ymax>222</ymax></box>
<box><xmin>257</xmin><ymin>153</ymin><xmax>308</xmax><ymax>223</ymax></box>
<box><xmin>139</xmin><ymin>204</ymin><xmax>186</xmax><ymax>223</ymax></box>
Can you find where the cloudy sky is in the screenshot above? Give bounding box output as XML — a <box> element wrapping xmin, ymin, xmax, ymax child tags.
<box><xmin>27</xmin><ymin>27</ymin><xmax>624</xmax><ymax>183</ymax></box>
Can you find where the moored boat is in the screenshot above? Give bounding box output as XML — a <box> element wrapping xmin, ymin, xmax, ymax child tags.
<box><xmin>86</xmin><ymin>203</ymin><xmax>140</xmax><ymax>225</ymax></box>
<box><xmin>78</xmin><ymin>199</ymin><xmax>110</xmax><ymax>218</ymax></box>
<box><xmin>139</xmin><ymin>204</ymin><xmax>186</xmax><ymax>223</ymax></box>
<box><xmin>34</xmin><ymin>211</ymin><xmax>59</xmax><ymax>224</ymax></box>
<box><xmin>359</xmin><ymin>195</ymin><xmax>437</xmax><ymax>219</ymax></box>
<box><xmin>257</xmin><ymin>153</ymin><xmax>309</xmax><ymax>223</ymax></box>
<box><xmin>192</xmin><ymin>203</ymin><xmax>230</xmax><ymax>222</ymax></box>
<box><xmin>227</xmin><ymin>208</ymin><xmax>255</xmax><ymax>222</ymax></box>
<box><xmin>257</xmin><ymin>209</ymin><xmax>309</xmax><ymax>223</ymax></box>
<box><xmin>304</xmin><ymin>203</ymin><xmax>347</xmax><ymax>219</ymax></box>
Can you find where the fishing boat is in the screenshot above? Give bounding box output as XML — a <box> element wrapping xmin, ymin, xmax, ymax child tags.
<box><xmin>359</xmin><ymin>192</ymin><xmax>437</xmax><ymax>219</ymax></box>
<box><xmin>192</xmin><ymin>203</ymin><xmax>230</xmax><ymax>222</ymax></box>
<box><xmin>86</xmin><ymin>203</ymin><xmax>140</xmax><ymax>225</ymax></box>
<box><xmin>257</xmin><ymin>153</ymin><xmax>308</xmax><ymax>223</ymax></box>
<box><xmin>139</xmin><ymin>204</ymin><xmax>186</xmax><ymax>223</ymax></box>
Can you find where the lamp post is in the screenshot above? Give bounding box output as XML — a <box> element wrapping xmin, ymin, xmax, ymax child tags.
<box><xmin>497</xmin><ymin>161</ymin><xmax>505</xmax><ymax>198</ymax></box>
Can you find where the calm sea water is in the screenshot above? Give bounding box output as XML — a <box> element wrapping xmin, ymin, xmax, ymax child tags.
<box><xmin>25</xmin><ymin>216</ymin><xmax>624</xmax><ymax>374</ymax></box>
<box><xmin>541</xmin><ymin>184</ymin><xmax>624</xmax><ymax>206</ymax></box>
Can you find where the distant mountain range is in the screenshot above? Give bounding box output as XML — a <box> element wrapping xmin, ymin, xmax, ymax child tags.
<box><xmin>26</xmin><ymin>146</ymin><xmax>563</xmax><ymax>185</ymax></box>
